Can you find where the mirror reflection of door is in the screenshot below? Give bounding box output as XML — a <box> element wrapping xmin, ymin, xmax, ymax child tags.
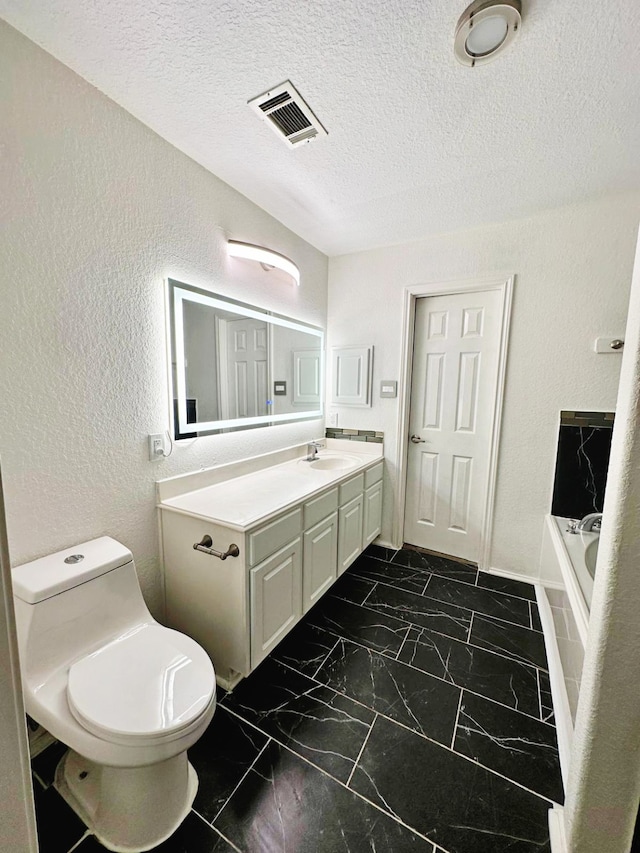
<box><xmin>217</xmin><ymin>317</ymin><xmax>269</xmax><ymax>419</ymax></box>
<box><xmin>182</xmin><ymin>301</ymin><xmax>220</xmax><ymax>422</ymax></box>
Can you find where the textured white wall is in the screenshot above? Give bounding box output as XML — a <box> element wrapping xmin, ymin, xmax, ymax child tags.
<box><xmin>328</xmin><ymin>194</ymin><xmax>640</xmax><ymax>578</ymax></box>
<box><xmin>0</xmin><ymin>22</ymin><xmax>328</xmax><ymax>616</ymax></box>
<box><xmin>564</xmin><ymin>228</ymin><xmax>640</xmax><ymax>852</ymax></box>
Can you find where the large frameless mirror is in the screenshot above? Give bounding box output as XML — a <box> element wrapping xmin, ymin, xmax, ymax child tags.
<box><xmin>166</xmin><ymin>279</ymin><xmax>324</xmax><ymax>438</ymax></box>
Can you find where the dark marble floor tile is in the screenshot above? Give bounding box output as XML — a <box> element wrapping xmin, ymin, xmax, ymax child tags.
<box><xmin>454</xmin><ymin>691</ymin><xmax>564</xmax><ymax>804</ymax></box>
<box><xmin>350</xmin><ymin>554</ymin><xmax>430</xmax><ymax>594</ymax></box>
<box><xmin>31</xmin><ymin>740</ymin><xmax>68</xmax><ymax>789</ymax></box>
<box><xmin>538</xmin><ymin>671</ymin><xmax>555</xmax><ymax>724</ymax></box>
<box><xmin>214</xmin><ymin>740</ymin><xmax>435</xmax><ymax>853</ymax></box>
<box><xmin>392</xmin><ymin>548</ymin><xmax>479</xmax><ymax>584</ymax></box>
<box><xmin>221</xmin><ymin>657</ymin><xmax>373</xmax><ymax>783</ymax></box>
<box><xmin>329</xmin><ymin>571</ymin><xmax>376</xmax><ymax>605</ymax></box>
<box><xmin>530</xmin><ymin>600</ymin><xmax>543</xmax><ymax>632</ymax></box>
<box><xmin>307</xmin><ymin>595</ymin><xmax>409</xmax><ymax>654</ymax></box>
<box><xmin>363</xmin><ymin>584</ymin><xmax>471</xmax><ymax>641</ymax></box>
<box><xmin>398</xmin><ymin>626</ymin><xmax>541</xmax><ymax>717</ymax></box>
<box><xmin>315</xmin><ymin>637</ymin><xmax>460</xmax><ymax>745</ymax></box>
<box><xmin>470</xmin><ymin>615</ymin><xmax>549</xmax><ymax>670</ymax></box>
<box><xmin>364</xmin><ymin>543</ymin><xmax>399</xmax><ymax>563</ymax></box>
<box><xmin>271</xmin><ymin>620</ymin><xmax>338</xmax><ymax>678</ymax></box>
<box><xmin>189</xmin><ymin>706</ymin><xmax>269</xmax><ymax>823</ymax></box>
<box><xmin>476</xmin><ymin>572</ymin><xmax>537</xmax><ymax>602</ymax></box>
<box><xmin>425</xmin><ymin>574</ymin><xmax>531</xmax><ymax>627</ymax></box>
<box><xmin>33</xmin><ymin>784</ymin><xmax>86</xmax><ymax>853</ymax></box>
<box><xmin>74</xmin><ymin>812</ymin><xmax>238</xmax><ymax>852</ymax></box>
<box><xmin>349</xmin><ymin>715</ymin><xmax>551</xmax><ymax>853</ymax></box>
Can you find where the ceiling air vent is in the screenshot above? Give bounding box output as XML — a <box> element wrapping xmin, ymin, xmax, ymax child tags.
<box><xmin>248</xmin><ymin>80</ymin><xmax>327</xmax><ymax>148</ymax></box>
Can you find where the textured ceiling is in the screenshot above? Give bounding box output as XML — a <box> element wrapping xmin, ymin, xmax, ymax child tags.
<box><xmin>2</xmin><ymin>0</ymin><xmax>639</xmax><ymax>255</ymax></box>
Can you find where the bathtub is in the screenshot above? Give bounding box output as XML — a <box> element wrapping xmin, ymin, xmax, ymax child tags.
<box><xmin>537</xmin><ymin>515</ymin><xmax>599</xmax><ymax>788</ymax></box>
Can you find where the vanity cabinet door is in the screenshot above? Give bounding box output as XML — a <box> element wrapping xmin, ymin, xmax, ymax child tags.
<box><xmin>338</xmin><ymin>494</ymin><xmax>364</xmax><ymax>575</ymax></box>
<box><xmin>303</xmin><ymin>512</ymin><xmax>338</xmax><ymax>613</ymax></box>
<box><xmin>363</xmin><ymin>482</ymin><xmax>383</xmax><ymax>547</ymax></box>
<box><xmin>250</xmin><ymin>539</ymin><xmax>302</xmax><ymax>669</ymax></box>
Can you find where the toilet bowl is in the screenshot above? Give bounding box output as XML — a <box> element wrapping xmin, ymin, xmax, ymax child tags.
<box><xmin>12</xmin><ymin>536</ymin><xmax>216</xmax><ymax>853</ymax></box>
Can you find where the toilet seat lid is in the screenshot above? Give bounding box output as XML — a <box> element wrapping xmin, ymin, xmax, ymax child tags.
<box><xmin>67</xmin><ymin>624</ymin><xmax>215</xmax><ymax>742</ymax></box>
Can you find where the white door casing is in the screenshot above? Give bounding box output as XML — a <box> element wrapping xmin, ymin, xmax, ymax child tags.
<box><xmin>397</xmin><ymin>278</ymin><xmax>513</xmax><ymax>568</ymax></box>
<box><xmin>0</xmin><ymin>461</ymin><xmax>39</xmax><ymax>853</ymax></box>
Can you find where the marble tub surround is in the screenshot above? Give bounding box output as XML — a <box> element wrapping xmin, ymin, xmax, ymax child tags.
<box><xmin>33</xmin><ymin>544</ymin><xmax>561</xmax><ymax>853</ymax></box>
<box><xmin>551</xmin><ymin>410</ymin><xmax>614</xmax><ymax>520</ymax></box>
<box><xmin>158</xmin><ymin>437</ymin><xmax>382</xmax><ymax>528</ymax></box>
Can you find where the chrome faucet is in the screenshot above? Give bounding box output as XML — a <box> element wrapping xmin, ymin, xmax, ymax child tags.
<box><xmin>305</xmin><ymin>441</ymin><xmax>324</xmax><ymax>461</ymax></box>
<box><xmin>577</xmin><ymin>512</ymin><xmax>602</xmax><ymax>532</ymax></box>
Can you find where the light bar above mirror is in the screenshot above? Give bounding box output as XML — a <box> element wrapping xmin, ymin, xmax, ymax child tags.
<box><xmin>227</xmin><ymin>240</ymin><xmax>300</xmax><ymax>287</ymax></box>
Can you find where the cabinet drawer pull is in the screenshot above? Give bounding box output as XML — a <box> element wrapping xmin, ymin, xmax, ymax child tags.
<box><xmin>193</xmin><ymin>535</ymin><xmax>240</xmax><ymax>560</ymax></box>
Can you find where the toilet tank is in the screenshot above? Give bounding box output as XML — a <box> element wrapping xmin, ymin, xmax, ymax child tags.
<box><xmin>12</xmin><ymin>537</ymin><xmax>154</xmax><ymax>685</ymax></box>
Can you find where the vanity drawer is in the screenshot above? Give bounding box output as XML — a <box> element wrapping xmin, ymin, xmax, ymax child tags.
<box><xmin>339</xmin><ymin>473</ymin><xmax>364</xmax><ymax>506</ymax></box>
<box><xmin>248</xmin><ymin>508</ymin><xmax>303</xmax><ymax>567</ymax></box>
<box><xmin>365</xmin><ymin>462</ymin><xmax>383</xmax><ymax>489</ymax></box>
<box><xmin>304</xmin><ymin>488</ymin><xmax>338</xmax><ymax>530</ymax></box>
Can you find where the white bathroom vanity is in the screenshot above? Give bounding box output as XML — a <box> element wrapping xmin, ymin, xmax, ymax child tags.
<box><xmin>157</xmin><ymin>440</ymin><xmax>383</xmax><ymax>689</ymax></box>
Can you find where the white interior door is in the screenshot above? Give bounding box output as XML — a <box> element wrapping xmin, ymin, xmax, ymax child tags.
<box><xmin>225</xmin><ymin>318</ymin><xmax>269</xmax><ymax>418</ymax></box>
<box><xmin>404</xmin><ymin>290</ymin><xmax>502</xmax><ymax>562</ymax></box>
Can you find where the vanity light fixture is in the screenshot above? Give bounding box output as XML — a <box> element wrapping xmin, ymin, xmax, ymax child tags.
<box><xmin>227</xmin><ymin>240</ymin><xmax>300</xmax><ymax>286</ymax></box>
<box><xmin>454</xmin><ymin>0</ymin><xmax>522</xmax><ymax>67</ymax></box>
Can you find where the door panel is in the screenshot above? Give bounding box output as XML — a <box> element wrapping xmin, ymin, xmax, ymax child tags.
<box><xmin>303</xmin><ymin>513</ymin><xmax>338</xmax><ymax>612</ymax></box>
<box><xmin>455</xmin><ymin>351</ymin><xmax>480</xmax><ymax>432</ymax></box>
<box><xmin>423</xmin><ymin>353</ymin><xmax>445</xmax><ymax>429</ymax></box>
<box><xmin>225</xmin><ymin>317</ymin><xmax>269</xmax><ymax>419</ymax></box>
<box><xmin>250</xmin><ymin>539</ymin><xmax>301</xmax><ymax>668</ymax></box>
<box><xmin>338</xmin><ymin>494</ymin><xmax>363</xmax><ymax>575</ymax></box>
<box><xmin>363</xmin><ymin>482</ymin><xmax>383</xmax><ymax>547</ymax></box>
<box><xmin>404</xmin><ymin>290</ymin><xmax>502</xmax><ymax>561</ymax></box>
<box><xmin>418</xmin><ymin>452</ymin><xmax>438</xmax><ymax>525</ymax></box>
<box><xmin>449</xmin><ymin>455</ymin><xmax>472</xmax><ymax>532</ymax></box>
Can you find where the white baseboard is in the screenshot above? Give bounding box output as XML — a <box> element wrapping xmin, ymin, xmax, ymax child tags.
<box><xmin>549</xmin><ymin>805</ymin><xmax>568</xmax><ymax>853</ymax></box>
<box><xmin>482</xmin><ymin>565</ymin><xmax>539</xmax><ymax>585</ymax></box>
<box><xmin>535</xmin><ymin>585</ymin><xmax>573</xmax><ymax>793</ymax></box>
<box><xmin>483</xmin><ymin>565</ymin><xmax>565</xmax><ymax>590</ymax></box>
<box><xmin>372</xmin><ymin>538</ymin><xmax>399</xmax><ymax>550</ymax></box>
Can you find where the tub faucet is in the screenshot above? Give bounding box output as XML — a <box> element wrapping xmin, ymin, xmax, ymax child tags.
<box><xmin>305</xmin><ymin>441</ymin><xmax>323</xmax><ymax>461</ymax></box>
<box><xmin>577</xmin><ymin>512</ymin><xmax>602</xmax><ymax>532</ymax></box>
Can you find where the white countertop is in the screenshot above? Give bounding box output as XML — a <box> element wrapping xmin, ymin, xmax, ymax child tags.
<box><xmin>158</xmin><ymin>440</ymin><xmax>383</xmax><ymax>530</ymax></box>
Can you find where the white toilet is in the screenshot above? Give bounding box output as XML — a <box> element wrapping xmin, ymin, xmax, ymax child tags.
<box><xmin>12</xmin><ymin>536</ymin><xmax>216</xmax><ymax>853</ymax></box>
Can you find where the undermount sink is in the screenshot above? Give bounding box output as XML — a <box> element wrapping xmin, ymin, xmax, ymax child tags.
<box><xmin>299</xmin><ymin>454</ymin><xmax>360</xmax><ymax>471</ymax></box>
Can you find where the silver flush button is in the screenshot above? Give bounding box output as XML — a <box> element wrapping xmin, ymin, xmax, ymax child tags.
<box><xmin>64</xmin><ymin>554</ymin><xmax>85</xmax><ymax>564</ymax></box>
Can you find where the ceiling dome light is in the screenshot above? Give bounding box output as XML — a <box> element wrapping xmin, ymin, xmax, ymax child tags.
<box><xmin>454</xmin><ymin>0</ymin><xmax>522</xmax><ymax>67</ymax></box>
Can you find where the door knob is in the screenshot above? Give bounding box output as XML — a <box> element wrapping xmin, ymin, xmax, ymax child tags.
<box><xmin>410</xmin><ymin>435</ymin><xmax>426</xmax><ymax>444</ymax></box>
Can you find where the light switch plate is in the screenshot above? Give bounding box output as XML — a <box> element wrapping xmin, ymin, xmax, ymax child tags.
<box><xmin>380</xmin><ymin>380</ymin><xmax>397</xmax><ymax>398</ymax></box>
